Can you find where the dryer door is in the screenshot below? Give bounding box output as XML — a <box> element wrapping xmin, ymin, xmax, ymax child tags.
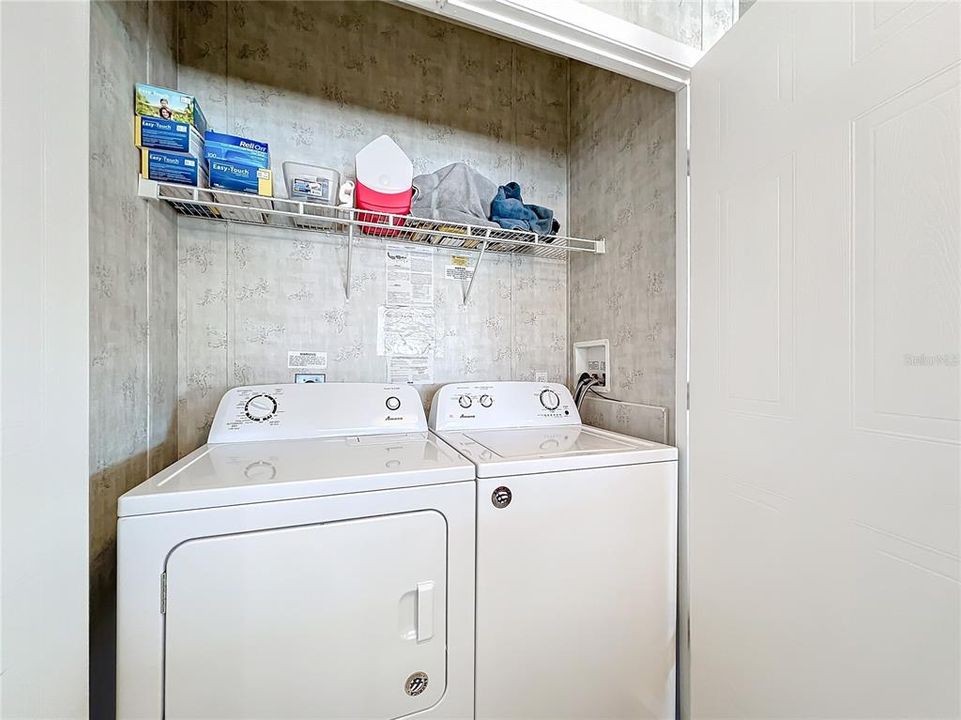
<box><xmin>163</xmin><ymin>511</ymin><xmax>447</xmax><ymax>719</ymax></box>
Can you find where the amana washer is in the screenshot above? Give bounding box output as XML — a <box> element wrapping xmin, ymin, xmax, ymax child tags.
<box><xmin>117</xmin><ymin>383</ymin><xmax>475</xmax><ymax>720</ymax></box>
<box><xmin>430</xmin><ymin>381</ymin><xmax>678</xmax><ymax>720</ymax></box>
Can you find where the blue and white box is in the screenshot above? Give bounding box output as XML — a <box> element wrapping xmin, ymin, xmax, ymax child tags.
<box><xmin>141</xmin><ymin>148</ymin><xmax>206</xmax><ymax>187</ymax></box>
<box><xmin>135</xmin><ymin>83</ymin><xmax>208</xmax><ymax>135</ymax></box>
<box><xmin>208</xmin><ymin>158</ymin><xmax>273</xmax><ymax>196</ymax></box>
<box><xmin>208</xmin><ymin>159</ymin><xmax>273</xmax><ymax>223</ymax></box>
<box><xmin>135</xmin><ymin>115</ymin><xmax>203</xmax><ymax>156</ymax></box>
<box><xmin>204</xmin><ymin>131</ymin><xmax>269</xmax><ymax>169</ymax></box>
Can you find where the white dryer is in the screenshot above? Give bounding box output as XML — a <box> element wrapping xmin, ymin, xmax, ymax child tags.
<box><xmin>117</xmin><ymin>383</ymin><xmax>475</xmax><ymax>720</ymax></box>
<box><xmin>430</xmin><ymin>381</ymin><xmax>678</xmax><ymax>720</ymax></box>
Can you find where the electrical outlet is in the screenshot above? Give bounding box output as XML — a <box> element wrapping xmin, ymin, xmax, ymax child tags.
<box><xmin>294</xmin><ymin>373</ymin><xmax>326</xmax><ymax>383</ymax></box>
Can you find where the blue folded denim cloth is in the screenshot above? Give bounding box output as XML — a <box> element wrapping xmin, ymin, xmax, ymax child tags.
<box><xmin>490</xmin><ymin>182</ymin><xmax>559</xmax><ymax>236</ymax></box>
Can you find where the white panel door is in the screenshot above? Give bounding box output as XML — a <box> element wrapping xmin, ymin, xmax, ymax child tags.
<box><xmin>690</xmin><ymin>2</ymin><xmax>960</xmax><ymax>718</ymax></box>
<box><xmin>164</xmin><ymin>512</ymin><xmax>447</xmax><ymax>720</ymax></box>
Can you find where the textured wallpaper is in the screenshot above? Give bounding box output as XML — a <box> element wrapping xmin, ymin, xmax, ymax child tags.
<box><xmin>175</xmin><ymin>0</ymin><xmax>570</xmax><ymax>454</ymax></box>
<box><xmin>89</xmin><ymin>0</ymin><xmax>179</xmax><ymax>714</ymax></box>
<box><xmin>89</xmin><ymin>0</ymin><xmax>179</xmax><ymax>609</ymax></box>
<box><xmin>568</xmin><ymin>62</ymin><xmax>677</xmax><ymax>443</ymax></box>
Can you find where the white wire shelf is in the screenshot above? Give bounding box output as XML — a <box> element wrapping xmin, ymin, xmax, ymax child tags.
<box><xmin>139</xmin><ymin>178</ymin><xmax>606</xmax><ymax>302</ymax></box>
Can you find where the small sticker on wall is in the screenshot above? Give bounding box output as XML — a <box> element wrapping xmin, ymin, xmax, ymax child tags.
<box><xmin>445</xmin><ymin>255</ymin><xmax>474</xmax><ymax>282</ymax></box>
<box><xmin>287</xmin><ymin>350</ymin><xmax>328</xmax><ymax>370</ymax></box>
<box><xmin>387</xmin><ymin>356</ymin><xmax>433</xmax><ymax>384</ymax></box>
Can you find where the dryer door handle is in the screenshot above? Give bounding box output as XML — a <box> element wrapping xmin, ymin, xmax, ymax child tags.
<box><xmin>416</xmin><ymin>581</ymin><xmax>434</xmax><ymax>642</ymax></box>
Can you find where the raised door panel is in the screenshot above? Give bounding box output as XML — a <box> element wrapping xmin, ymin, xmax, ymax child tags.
<box><xmin>852</xmin><ymin>66</ymin><xmax>961</xmax><ymax>442</ymax></box>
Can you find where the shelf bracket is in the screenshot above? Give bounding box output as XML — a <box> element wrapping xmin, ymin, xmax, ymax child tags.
<box><xmin>345</xmin><ymin>222</ymin><xmax>354</xmax><ymax>300</ymax></box>
<box><xmin>138</xmin><ymin>177</ymin><xmax>160</xmax><ymax>200</ymax></box>
<box><xmin>463</xmin><ymin>234</ymin><xmax>489</xmax><ymax>305</ymax></box>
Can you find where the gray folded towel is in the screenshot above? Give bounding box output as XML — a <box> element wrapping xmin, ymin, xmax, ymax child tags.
<box><xmin>410</xmin><ymin>162</ymin><xmax>499</xmax><ymax>228</ymax></box>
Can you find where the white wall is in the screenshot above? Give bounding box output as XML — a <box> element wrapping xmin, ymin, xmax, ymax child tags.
<box><xmin>0</xmin><ymin>1</ymin><xmax>90</xmax><ymax>717</ymax></box>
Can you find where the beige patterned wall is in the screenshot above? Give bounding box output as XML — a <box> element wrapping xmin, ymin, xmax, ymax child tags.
<box><xmin>576</xmin><ymin>0</ymin><xmax>736</xmax><ymax>50</ymax></box>
<box><xmin>175</xmin><ymin>0</ymin><xmax>570</xmax><ymax>454</ymax></box>
<box><xmin>89</xmin><ymin>0</ymin><xmax>179</xmax><ymax>714</ymax></box>
<box><xmin>568</xmin><ymin>62</ymin><xmax>677</xmax><ymax>443</ymax></box>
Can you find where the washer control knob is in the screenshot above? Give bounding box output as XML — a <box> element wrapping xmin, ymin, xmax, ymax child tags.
<box><xmin>244</xmin><ymin>394</ymin><xmax>278</xmax><ymax>422</ymax></box>
<box><xmin>480</xmin><ymin>394</ymin><xmax>493</xmax><ymax>408</ymax></box>
<box><xmin>385</xmin><ymin>396</ymin><xmax>401</xmax><ymax>411</ymax></box>
<box><xmin>458</xmin><ymin>395</ymin><xmax>473</xmax><ymax>409</ymax></box>
<box><xmin>539</xmin><ymin>389</ymin><xmax>560</xmax><ymax>411</ymax></box>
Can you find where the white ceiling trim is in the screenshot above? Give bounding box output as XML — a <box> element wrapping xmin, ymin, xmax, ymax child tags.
<box><xmin>395</xmin><ymin>0</ymin><xmax>700</xmax><ymax>90</ymax></box>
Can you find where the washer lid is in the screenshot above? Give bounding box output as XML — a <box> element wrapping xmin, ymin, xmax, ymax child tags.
<box><xmin>118</xmin><ymin>432</ymin><xmax>474</xmax><ymax>517</ymax></box>
<box><xmin>441</xmin><ymin>425</ymin><xmax>677</xmax><ymax>478</ymax></box>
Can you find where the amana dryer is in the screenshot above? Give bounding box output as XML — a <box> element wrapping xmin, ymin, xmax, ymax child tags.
<box><xmin>430</xmin><ymin>381</ymin><xmax>678</xmax><ymax>720</ymax></box>
<box><xmin>117</xmin><ymin>383</ymin><xmax>475</xmax><ymax>720</ymax></box>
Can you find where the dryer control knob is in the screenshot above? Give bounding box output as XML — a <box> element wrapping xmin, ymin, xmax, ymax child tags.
<box><xmin>480</xmin><ymin>394</ymin><xmax>493</xmax><ymax>408</ymax></box>
<box><xmin>458</xmin><ymin>395</ymin><xmax>472</xmax><ymax>409</ymax></box>
<box><xmin>539</xmin><ymin>389</ymin><xmax>560</xmax><ymax>411</ymax></box>
<box><xmin>244</xmin><ymin>394</ymin><xmax>277</xmax><ymax>422</ymax></box>
<box><xmin>385</xmin><ymin>396</ymin><xmax>401</xmax><ymax>411</ymax></box>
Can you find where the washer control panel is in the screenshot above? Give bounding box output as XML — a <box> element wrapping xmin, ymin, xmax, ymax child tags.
<box><xmin>208</xmin><ymin>383</ymin><xmax>427</xmax><ymax>443</ymax></box>
<box><xmin>429</xmin><ymin>381</ymin><xmax>580</xmax><ymax>432</ymax></box>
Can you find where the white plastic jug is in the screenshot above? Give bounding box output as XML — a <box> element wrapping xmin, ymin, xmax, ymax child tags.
<box><xmin>354</xmin><ymin>135</ymin><xmax>413</xmax><ymax>194</ymax></box>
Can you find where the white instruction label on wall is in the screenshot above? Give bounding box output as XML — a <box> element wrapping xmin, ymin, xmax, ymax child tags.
<box><xmin>387</xmin><ymin>356</ymin><xmax>433</xmax><ymax>384</ymax></box>
<box><xmin>386</xmin><ymin>243</ymin><xmax>434</xmax><ymax>305</ymax></box>
<box><xmin>287</xmin><ymin>350</ymin><xmax>328</xmax><ymax>369</ymax></box>
<box><xmin>377</xmin><ymin>306</ymin><xmax>435</xmax><ymax>357</ymax></box>
<box><xmin>445</xmin><ymin>255</ymin><xmax>474</xmax><ymax>282</ymax></box>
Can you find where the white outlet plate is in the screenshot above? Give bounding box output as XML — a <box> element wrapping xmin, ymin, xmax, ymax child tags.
<box><xmin>573</xmin><ymin>339</ymin><xmax>610</xmax><ymax>393</ymax></box>
<box><xmin>294</xmin><ymin>373</ymin><xmax>326</xmax><ymax>383</ymax></box>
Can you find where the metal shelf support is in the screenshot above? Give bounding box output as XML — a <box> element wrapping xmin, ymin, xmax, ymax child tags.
<box><xmin>346</xmin><ymin>223</ymin><xmax>354</xmax><ymax>300</ymax></box>
<box><xmin>463</xmin><ymin>233</ymin><xmax>489</xmax><ymax>305</ymax></box>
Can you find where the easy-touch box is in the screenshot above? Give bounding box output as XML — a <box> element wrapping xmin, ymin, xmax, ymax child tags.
<box><xmin>208</xmin><ymin>159</ymin><xmax>273</xmax><ymax>196</ymax></box>
<box><xmin>135</xmin><ymin>115</ymin><xmax>203</xmax><ymax>156</ymax></box>
<box><xmin>204</xmin><ymin>131</ymin><xmax>269</xmax><ymax>169</ymax></box>
<box><xmin>141</xmin><ymin>148</ymin><xmax>207</xmax><ymax>187</ymax></box>
<box><xmin>134</xmin><ymin>83</ymin><xmax>208</xmax><ymax>135</ymax></box>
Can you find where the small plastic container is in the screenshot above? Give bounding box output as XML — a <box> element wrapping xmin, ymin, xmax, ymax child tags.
<box><xmin>354</xmin><ymin>135</ymin><xmax>412</xmax><ymax>236</ymax></box>
<box><xmin>282</xmin><ymin>162</ymin><xmax>340</xmax><ymax>229</ymax></box>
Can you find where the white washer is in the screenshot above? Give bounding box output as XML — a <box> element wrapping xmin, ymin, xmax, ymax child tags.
<box><xmin>430</xmin><ymin>381</ymin><xmax>678</xmax><ymax>720</ymax></box>
<box><xmin>117</xmin><ymin>383</ymin><xmax>475</xmax><ymax>720</ymax></box>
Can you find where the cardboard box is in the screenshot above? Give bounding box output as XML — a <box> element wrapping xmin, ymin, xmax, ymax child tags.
<box><xmin>204</xmin><ymin>131</ymin><xmax>269</xmax><ymax>169</ymax></box>
<box><xmin>141</xmin><ymin>148</ymin><xmax>206</xmax><ymax>187</ymax></box>
<box><xmin>208</xmin><ymin>159</ymin><xmax>273</xmax><ymax>196</ymax></box>
<box><xmin>134</xmin><ymin>83</ymin><xmax>208</xmax><ymax>134</ymax></box>
<box><xmin>135</xmin><ymin>115</ymin><xmax>203</xmax><ymax>156</ymax></box>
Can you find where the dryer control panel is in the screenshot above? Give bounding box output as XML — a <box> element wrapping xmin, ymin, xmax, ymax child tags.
<box><xmin>209</xmin><ymin>383</ymin><xmax>427</xmax><ymax>443</ymax></box>
<box><xmin>429</xmin><ymin>381</ymin><xmax>580</xmax><ymax>432</ymax></box>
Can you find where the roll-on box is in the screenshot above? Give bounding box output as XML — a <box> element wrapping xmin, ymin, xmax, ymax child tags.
<box><xmin>204</xmin><ymin>131</ymin><xmax>269</xmax><ymax>169</ymax></box>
